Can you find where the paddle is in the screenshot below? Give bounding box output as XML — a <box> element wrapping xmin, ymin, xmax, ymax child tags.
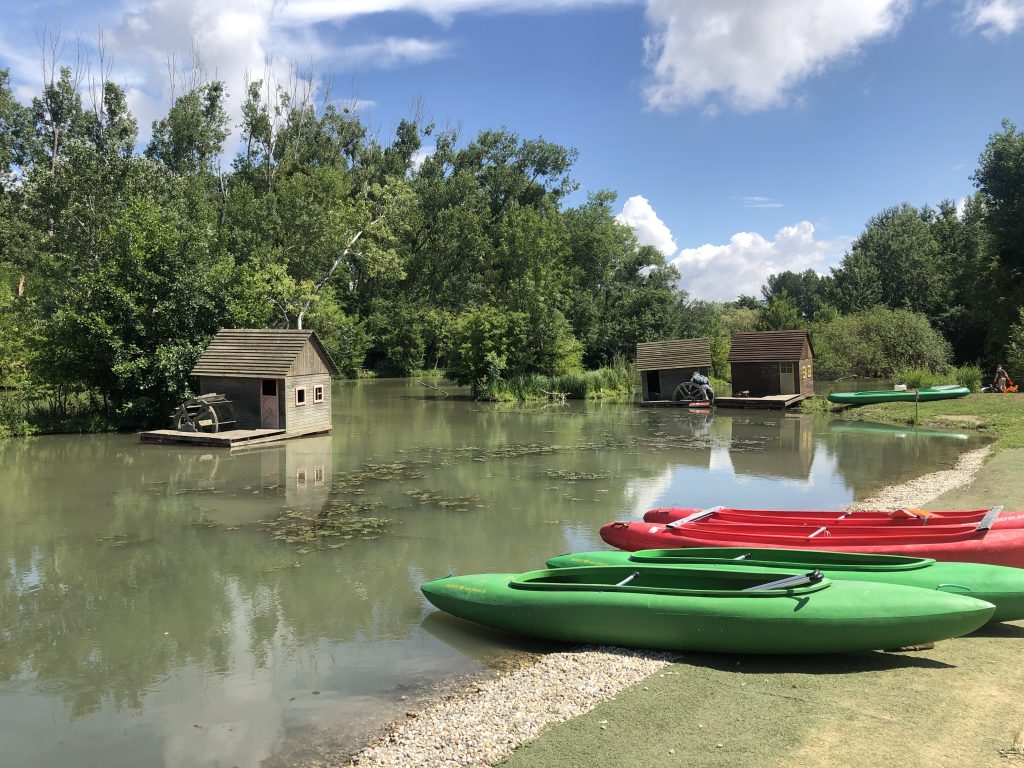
<box><xmin>743</xmin><ymin>570</ymin><xmax>824</xmax><ymax>592</ymax></box>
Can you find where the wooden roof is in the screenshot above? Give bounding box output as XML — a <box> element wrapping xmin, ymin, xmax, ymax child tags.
<box><xmin>727</xmin><ymin>330</ymin><xmax>812</xmax><ymax>363</ymax></box>
<box><xmin>635</xmin><ymin>338</ymin><xmax>712</xmax><ymax>371</ymax></box>
<box><xmin>190</xmin><ymin>329</ymin><xmax>339</xmax><ymax>378</ymax></box>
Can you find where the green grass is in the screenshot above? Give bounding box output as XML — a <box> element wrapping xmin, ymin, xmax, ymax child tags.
<box><xmin>831</xmin><ymin>392</ymin><xmax>1024</xmax><ymax>451</ymax></box>
<box><xmin>481</xmin><ymin>364</ymin><xmax>638</xmax><ymax>402</ymax></box>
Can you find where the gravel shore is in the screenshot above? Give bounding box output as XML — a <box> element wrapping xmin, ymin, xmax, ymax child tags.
<box><xmin>846</xmin><ymin>445</ymin><xmax>992</xmax><ymax>510</ymax></box>
<box><xmin>344</xmin><ymin>443</ymin><xmax>994</xmax><ymax>768</ymax></box>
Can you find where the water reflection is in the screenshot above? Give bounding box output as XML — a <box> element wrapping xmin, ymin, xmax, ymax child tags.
<box><xmin>0</xmin><ymin>382</ymin><xmax>987</xmax><ymax>767</ymax></box>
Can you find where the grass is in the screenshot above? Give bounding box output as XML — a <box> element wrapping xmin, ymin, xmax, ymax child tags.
<box><xmin>481</xmin><ymin>364</ymin><xmax>638</xmax><ymax>402</ymax></box>
<box><xmin>828</xmin><ymin>392</ymin><xmax>1024</xmax><ymax>451</ymax></box>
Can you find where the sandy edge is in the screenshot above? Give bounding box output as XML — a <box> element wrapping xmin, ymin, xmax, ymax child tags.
<box><xmin>343</xmin><ymin>445</ymin><xmax>994</xmax><ymax>768</ymax></box>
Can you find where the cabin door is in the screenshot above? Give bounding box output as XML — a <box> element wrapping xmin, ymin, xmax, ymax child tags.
<box><xmin>261</xmin><ymin>379</ymin><xmax>280</xmax><ymax>428</ymax></box>
<box><xmin>779</xmin><ymin>363</ymin><xmax>796</xmax><ymax>395</ymax></box>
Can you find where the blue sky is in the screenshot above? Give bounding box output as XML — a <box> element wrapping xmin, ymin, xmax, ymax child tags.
<box><xmin>2</xmin><ymin>0</ymin><xmax>1023</xmax><ymax>300</ymax></box>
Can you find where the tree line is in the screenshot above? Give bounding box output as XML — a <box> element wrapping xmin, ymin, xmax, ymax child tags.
<box><xmin>0</xmin><ymin>65</ymin><xmax>679</xmax><ymax>425</ymax></box>
<box><xmin>2</xmin><ymin>60</ymin><xmax>1023</xmax><ymax>431</ymax></box>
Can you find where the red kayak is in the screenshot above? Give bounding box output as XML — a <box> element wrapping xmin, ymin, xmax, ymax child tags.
<box><xmin>643</xmin><ymin>506</ymin><xmax>1024</xmax><ymax>529</ymax></box>
<box><xmin>600</xmin><ymin>511</ymin><xmax>1024</xmax><ymax>567</ymax></box>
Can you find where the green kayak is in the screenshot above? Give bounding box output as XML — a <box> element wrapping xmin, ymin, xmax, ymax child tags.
<box><xmin>545</xmin><ymin>548</ymin><xmax>1024</xmax><ymax>622</ymax></box>
<box><xmin>827</xmin><ymin>385</ymin><xmax>970</xmax><ymax>405</ymax></box>
<box><xmin>420</xmin><ymin>566</ymin><xmax>994</xmax><ymax>654</ymax></box>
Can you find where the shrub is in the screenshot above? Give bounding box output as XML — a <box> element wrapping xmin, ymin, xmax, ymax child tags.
<box><xmin>811</xmin><ymin>306</ymin><xmax>951</xmax><ymax>380</ymax></box>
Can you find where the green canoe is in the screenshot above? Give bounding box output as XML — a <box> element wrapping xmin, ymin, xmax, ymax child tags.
<box><xmin>545</xmin><ymin>548</ymin><xmax>1024</xmax><ymax>622</ymax></box>
<box><xmin>827</xmin><ymin>385</ymin><xmax>970</xmax><ymax>405</ymax></box>
<box><xmin>420</xmin><ymin>566</ymin><xmax>995</xmax><ymax>654</ymax></box>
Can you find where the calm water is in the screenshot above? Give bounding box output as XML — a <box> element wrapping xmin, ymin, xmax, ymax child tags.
<box><xmin>0</xmin><ymin>379</ymin><xmax>985</xmax><ymax>767</ymax></box>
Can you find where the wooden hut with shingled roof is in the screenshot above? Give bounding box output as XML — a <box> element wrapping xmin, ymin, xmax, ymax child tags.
<box><xmin>636</xmin><ymin>338</ymin><xmax>713</xmax><ymax>404</ymax></box>
<box><xmin>723</xmin><ymin>330</ymin><xmax>813</xmax><ymax>406</ymax></box>
<box><xmin>189</xmin><ymin>328</ymin><xmax>338</xmax><ymax>438</ymax></box>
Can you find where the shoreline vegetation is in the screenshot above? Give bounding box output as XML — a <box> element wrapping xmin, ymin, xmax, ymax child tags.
<box><xmin>342</xmin><ymin>441</ymin><xmax>1003</xmax><ymax>768</ymax></box>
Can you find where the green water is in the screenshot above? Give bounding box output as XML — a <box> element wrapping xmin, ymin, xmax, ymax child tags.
<box><xmin>0</xmin><ymin>379</ymin><xmax>986</xmax><ymax>767</ymax></box>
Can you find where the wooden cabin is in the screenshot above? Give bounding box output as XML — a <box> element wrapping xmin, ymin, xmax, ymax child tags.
<box><xmin>189</xmin><ymin>328</ymin><xmax>338</xmax><ymax>438</ymax></box>
<box><xmin>722</xmin><ymin>330</ymin><xmax>813</xmax><ymax>407</ymax></box>
<box><xmin>636</xmin><ymin>338</ymin><xmax>713</xmax><ymax>404</ymax></box>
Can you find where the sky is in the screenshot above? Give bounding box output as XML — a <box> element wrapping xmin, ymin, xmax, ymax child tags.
<box><xmin>2</xmin><ymin>0</ymin><xmax>1023</xmax><ymax>301</ymax></box>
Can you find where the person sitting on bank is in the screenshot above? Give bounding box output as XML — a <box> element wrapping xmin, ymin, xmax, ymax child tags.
<box><xmin>995</xmin><ymin>364</ymin><xmax>1010</xmax><ymax>393</ymax></box>
<box><xmin>691</xmin><ymin>370</ymin><xmax>714</xmax><ymax>401</ymax></box>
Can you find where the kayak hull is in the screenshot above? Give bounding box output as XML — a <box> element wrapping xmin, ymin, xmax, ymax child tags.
<box><xmin>545</xmin><ymin>548</ymin><xmax>1024</xmax><ymax>622</ymax></box>
<box><xmin>827</xmin><ymin>386</ymin><xmax>970</xmax><ymax>405</ymax></box>
<box><xmin>642</xmin><ymin>506</ymin><xmax>1024</xmax><ymax>529</ymax></box>
<box><xmin>421</xmin><ymin>566</ymin><xmax>994</xmax><ymax>654</ymax></box>
<box><xmin>600</xmin><ymin>521</ymin><xmax>1024</xmax><ymax>568</ymax></box>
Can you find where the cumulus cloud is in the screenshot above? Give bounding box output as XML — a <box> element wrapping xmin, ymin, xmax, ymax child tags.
<box><xmin>642</xmin><ymin>0</ymin><xmax>910</xmax><ymax>112</ymax></box>
<box><xmin>0</xmin><ymin>0</ymin><xmax>453</xmax><ymax>145</ymax></box>
<box><xmin>669</xmin><ymin>221</ymin><xmax>850</xmax><ymax>301</ymax></box>
<box><xmin>277</xmin><ymin>0</ymin><xmax>634</xmax><ymax>26</ymax></box>
<box><xmin>616</xmin><ymin>195</ymin><xmax>678</xmax><ymax>257</ymax></box>
<box><xmin>964</xmin><ymin>0</ymin><xmax>1024</xmax><ymax>36</ymax></box>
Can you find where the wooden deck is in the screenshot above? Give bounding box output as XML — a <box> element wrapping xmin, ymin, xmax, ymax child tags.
<box><xmin>139</xmin><ymin>428</ymin><xmax>287</xmax><ymax>448</ymax></box>
<box><xmin>714</xmin><ymin>393</ymin><xmax>809</xmax><ymax>410</ymax></box>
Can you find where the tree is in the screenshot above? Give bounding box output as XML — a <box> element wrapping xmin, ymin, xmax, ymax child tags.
<box><xmin>761</xmin><ymin>269</ymin><xmax>829</xmax><ymax>320</ymax></box>
<box><xmin>810</xmin><ymin>306</ymin><xmax>951</xmax><ymax>380</ymax></box>
<box><xmin>445</xmin><ymin>306</ymin><xmax>527</xmax><ymax>396</ymax></box>
<box><xmin>756</xmin><ymin>296</ymin><xmax>804</xmax><ymax>331</ymax></box>
<box><xmin>972</xmin><ymin>120</ymin><xmax>1024</xmax><ymax>359</ymax></box>
<box><xmin>146</xmin><ymin>82</ymin><xmax>229</xmax><ymax>176</ymax></box>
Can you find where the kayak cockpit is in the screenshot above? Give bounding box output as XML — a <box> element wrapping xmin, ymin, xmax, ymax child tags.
<box><xmin>627</xmin><ymin>548</ymin><xmax>936</xmax><ymax>572</ymax></box>
<box><xmin>508</xmin><ymin>566</ymin><xmax>832</xmax><ymax>597</ymax></box>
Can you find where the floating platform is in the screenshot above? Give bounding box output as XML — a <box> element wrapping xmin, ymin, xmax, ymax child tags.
<box><xmin>714</xmin><ymin>394</ymin><xmax>809</xmax><ymax>410</ymax></box>
<box><xmin>639</xmin><ymin>399</ymin><xmax>713</xmax><ymax>409</ymax></box>
<box><xmin>139</xmin><ymin>428</ymin><xmax>287</xmax><ymax>448</ymax></box>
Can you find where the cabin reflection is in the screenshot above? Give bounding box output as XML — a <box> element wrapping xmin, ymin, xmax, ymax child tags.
<box><xmin>726</xmin><ymin>413</ymin><xmax>815</xmax><ymax>481</ymax></box>
<box><xmin>165</xmin><ymin>434</ymin><xmax>335</xmax><ymax>525</ymax></box>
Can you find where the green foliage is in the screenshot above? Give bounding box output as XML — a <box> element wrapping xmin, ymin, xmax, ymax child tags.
<box><xmin>756</xmin><ymin>296</ymin><xmax>804</xmax><ymax>331</ymax></box>
<box><xmin>482</xmin><ymin>359</ymin><xmax>636</xmax><ymax>401</ymax></box>
<box><xmin>1005</xmin><ymin>308</ymin><xmax>1024</xmax><ymax>381</ymax></box>
<box><xmin>761</xmin><ymin>269</ymin><xmax>830</xmax><ymax>319</ymax></box>
<box><xmin>811</xmin><ymin>306</ymin><xmax>951</xmax><ymax>380</ymax></box>
<box><xmin>445</xmin><ymin>306</ymin><xmax>527</xmax><ymax>395</ymax></box>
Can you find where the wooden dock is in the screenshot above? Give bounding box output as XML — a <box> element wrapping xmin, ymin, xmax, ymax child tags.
<box><xmin>139</xmin><ymin>428</ymin><xmax>287</xmax><ymax>448</ymax></box>
<box><xmin>714</xmin><ymin>394</ymin><xmax>809</xmax><ymax>410</ymax></box>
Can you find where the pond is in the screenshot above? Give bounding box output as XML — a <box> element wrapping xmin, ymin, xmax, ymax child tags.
<box><xmin>0</xmin><ymin>379</ymin><xmax>986</xmax><ymax>767</ymax></box>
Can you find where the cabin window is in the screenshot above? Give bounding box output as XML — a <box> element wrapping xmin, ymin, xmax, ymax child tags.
<box><xmin>314</xmin><ymin>385</ymin><xmax>324</xmax><ymax>403</ymax></box>
<box><xmin>295</xmin><ymin>387</ymin><xmax>306</xmax><ymax>406</ymax></box>
<box><xmin>262</xmin><ymin>379</ymin><xmax>277</xmax><ymax>396</ymax></box>
<box><xmin>780</xmin><ymin>362</ymin><xmax>794</xmax><ymax>374</ymax></box>
<box><xmin>314</xmin><ymin>465</ymin><xmax>325</xmax><ymax>486</ymax></box>
<box><xmin>296</xmin><ymin>467</ymin><xmax>307</xmax><ymax>488</ymax></box>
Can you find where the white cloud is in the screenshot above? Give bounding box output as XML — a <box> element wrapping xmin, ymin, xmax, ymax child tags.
<box><xmin>742</xmin><ymin>196</ymin><xmax>783</xmax><ymax>209</ymax></box>
<box><xmin>669</xmin><ymin>221</ymin><xmax>850</xmax><ymax>301</ymax></box>
<box><xmin>0</xmin><ymin>0</ymin><xmax>453</xmax><ymax>145</ymax></box>
<box><xmin>964</xmin><ymin>0</ymin><xmax>1024</xmax><ymax>36</ymax></box>
<box><xmin>276</xmin><ymin>0</ymin><xmax>635</xmax><ymax>27</ymax></box>
<box><xmin>642</xmin><ymin>0</ymin><xmax>910</xmax><ymax>112</ymax></box>
<box><xmin>411</xmin><ymin>144</ymin><xmax>436</xmax><ymax>170</ymax></box>
<box><xmin>616</xmin><ymin>195</ymin><xmax>677</xmax><ymax>257</ymax></box>
<box><xmin>335</xmin><ymin>38</ymin><xmax>452</xmax><ymax>69</ymax></box>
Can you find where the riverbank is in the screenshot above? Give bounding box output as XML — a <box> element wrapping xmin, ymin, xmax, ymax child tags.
<box><xmin>340</xmin><ymin>437</ymin><xmax>1020</xmax><ymax>768</ymax></box>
